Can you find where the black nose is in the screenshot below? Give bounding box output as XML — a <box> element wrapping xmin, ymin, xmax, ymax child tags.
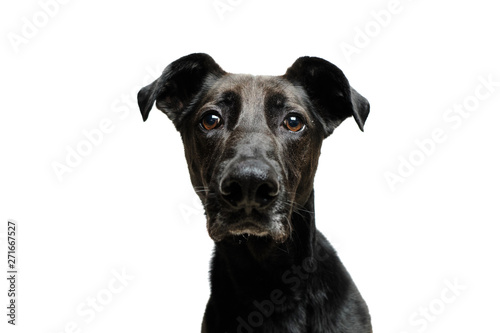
<box><xmin>220</xmin><ymin>159</ymin><xmax>279</xmax><ymax>211</ymax></box>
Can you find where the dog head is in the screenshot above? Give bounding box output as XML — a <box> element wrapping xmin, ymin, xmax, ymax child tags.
<box><xmin>138</xmin><ymin>53</ymin><xmax>369</xmax><ymax>243</ymax></box>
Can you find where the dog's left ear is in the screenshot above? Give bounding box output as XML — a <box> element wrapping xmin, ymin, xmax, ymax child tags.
<box><xmin>283</xmin><ymin>56</ymin><xmax>369</xmax><ymax>135</ymax></box>
<box><xmin>137</xmin><ymin>53</ymin><xmax>226</xmax><ymax>128</ymax></box>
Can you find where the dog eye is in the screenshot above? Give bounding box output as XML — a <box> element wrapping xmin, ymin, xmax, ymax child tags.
<box><xmin>283</xmin><ymin>115</ymin><xmax>305</xmax><ymax>132</ymax></box>
<box><xmin>201</xmin><ymin>113</ymin><xmax>222</xmax><ymax>131</ymax></box>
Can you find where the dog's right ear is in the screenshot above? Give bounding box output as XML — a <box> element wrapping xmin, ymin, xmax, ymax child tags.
<box><xmin>137</xmin><ymin>53</ymin><xmax>225</xmax><ymax>127</ymax></box>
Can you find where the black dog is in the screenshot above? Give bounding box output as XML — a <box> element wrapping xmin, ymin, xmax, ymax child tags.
<box><xmin>138</xmin><ymin>53</ymin><xmax>372</xmax><ymax>333</ymax></box>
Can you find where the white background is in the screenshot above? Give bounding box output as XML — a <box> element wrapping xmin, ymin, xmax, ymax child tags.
<box><xmin>1</xmin><ymin>0</ymin><xmax>499</xmax><ymax>332</ymax></box>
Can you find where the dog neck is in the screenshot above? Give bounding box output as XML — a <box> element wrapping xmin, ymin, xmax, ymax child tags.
<box><xmin>210</xmin><ymin>191</ymin><xmax>318</xmax><ymax>290</ymax></box>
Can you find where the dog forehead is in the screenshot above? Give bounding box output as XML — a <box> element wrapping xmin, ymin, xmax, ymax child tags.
<box><xmin>206</xmin><ymin>74</ymin><xmax>306</xmax><ymax>107</ymax></box>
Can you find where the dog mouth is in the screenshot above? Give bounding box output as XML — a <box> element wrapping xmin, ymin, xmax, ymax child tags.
<box><xmin>207</xmin><ymin>208</ymin><xmax>291</xmax><ymax>243</ymax></box>
<box><xmin>227</xmin><ymin>221</ymin><xmax>270</xmax><ymax>237</ymax></box>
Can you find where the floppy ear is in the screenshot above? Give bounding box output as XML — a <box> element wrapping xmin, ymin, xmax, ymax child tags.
<box><xmin>283</xmin><ymin>56</ymin><xmax>369</xmax><ymax>136</ymax></box>
<box><xmin>137</xmin><ymin>53</ymin><xmax>226</xmax><ymax>127</ymax></box>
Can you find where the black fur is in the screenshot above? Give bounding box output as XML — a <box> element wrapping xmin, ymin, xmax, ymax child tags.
<box><xmin>138</xmin><ymin>53</ymin><xmax>372</xmax><ymax>332</ymax></box>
